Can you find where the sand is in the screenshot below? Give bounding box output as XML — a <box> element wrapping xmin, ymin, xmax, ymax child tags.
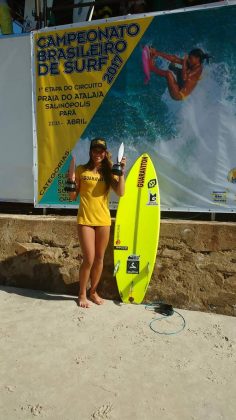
<box><xmin>0</xmin><ymin>286</ymin><xmax>235</xmax><ymax>420</ymax></box>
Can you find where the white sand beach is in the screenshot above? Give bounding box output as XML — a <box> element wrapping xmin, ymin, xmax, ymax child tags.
<box><xmin>0</xmin><ymin>286</ymin><xmax>235</xmax><ymax>420</ymax></box>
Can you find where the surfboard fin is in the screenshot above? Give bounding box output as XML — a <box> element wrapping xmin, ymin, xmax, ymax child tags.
<box><xmin>113</xmin><ymin>260</ymin><xmax>120</xmax><ymax>276</ymax></box>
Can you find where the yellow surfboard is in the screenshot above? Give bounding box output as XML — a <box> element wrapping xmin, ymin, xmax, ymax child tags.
<box><xmin>114</xmin><ymin>153</ymin><xmax>160</xmax><ymax>303</ymax></box>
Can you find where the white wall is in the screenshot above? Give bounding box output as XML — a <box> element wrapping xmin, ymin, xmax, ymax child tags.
<box><xmin>0</xmin><ymin>34</ymin><xmax>34</xmax><ymax>202</ymax></box>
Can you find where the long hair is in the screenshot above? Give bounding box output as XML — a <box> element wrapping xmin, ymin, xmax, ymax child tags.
<box><xmin>84</xmin><ymin>150</ymin><xmax>113</xmax><ymax>189</ymax></box>
<box><xmin>189</xmin><ymin>48</ymin><xmax>212</xmax><ymax>64</ymax></box>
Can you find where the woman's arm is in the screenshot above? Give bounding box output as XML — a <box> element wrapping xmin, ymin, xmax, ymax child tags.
<box><xmin>151</xmin><ymin>48</ymin><xmax>183</xmax><ymax>65</ymax></box>
<box><xmin>181</xmin><ymin>57</ymin><xmax>202</xmax><ymax>95</ymax></box>
<box><xmin>111</xmin><ymin>157</ymin><xmax>126</xmax><ymax>197</ymax></box>
<box><xmin>111</xmin><ymin>173</ymin><xmax>125</xmax><ymax>197</ymax></box>
<box><xmin>181</xmin><ymin>55</ymin><xmax>188</xmax><ymax>82</ymax></box>
<box><xmin>68</xmin><ymin>164</ymin><xmax>80</xmax><ymax>201</ymax></box>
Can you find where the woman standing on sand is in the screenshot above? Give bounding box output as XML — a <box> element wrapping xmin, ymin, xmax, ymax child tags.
<box><xmin>68</xmin><ymin>138</ymin><xmax>126</xmax><ymax>308</ymax></box>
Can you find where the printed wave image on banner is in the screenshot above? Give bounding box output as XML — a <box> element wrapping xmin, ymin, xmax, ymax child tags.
<box><xmin>32</xmin><ymin>3</ymin><xmax>236</xmax><ymax>211</ymax></box>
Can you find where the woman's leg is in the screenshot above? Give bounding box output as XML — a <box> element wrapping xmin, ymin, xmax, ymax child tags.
<box><xmin>77</xmin><ymin>225</ymin><xmax>95</xmax><ymax>308</ymax></box>
<box><xmin>89</xmin><ymin>226</ymin><xmax>110</xmax><ymax>305</ymax></box>
<box><xmin>149</xmin><ymin>59</ymin><xmax>183</xmax><ymax>101</ymax></box>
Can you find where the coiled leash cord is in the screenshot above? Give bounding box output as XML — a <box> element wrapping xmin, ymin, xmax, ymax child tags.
<box><xmin>145</xmin><ymin>302</ymin><xmax>186</xmax><ymax>335</ymax></box>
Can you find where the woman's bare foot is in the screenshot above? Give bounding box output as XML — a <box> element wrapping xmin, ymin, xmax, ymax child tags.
<box><xmin>78</xmin><ymin>295</ymin><xmax>91</xmax><ymax>308</ymax></box>
<box><xmin>89</xmin><ymin>291</ymin><xmax>104</xmax><ymax>305</ymax></box>
<box><xmin>149</xmin><ymin>47</ymin><xmax>159</xmax><ymax>58</ymax></box>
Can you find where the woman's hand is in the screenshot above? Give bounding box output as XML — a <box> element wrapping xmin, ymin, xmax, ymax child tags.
<box><xmin>111</xmin><ymin>156</ymin><xmax>126</xmax><ymax>196</ymax></box>
<box><xmin>120</xmin><ymin>156</ymin><xmax>127</xmax><ymax>175</ymax></box>
<box><xmin>149</xmin><ymin>47</ymin><xmax>159</xmax><ymax>58</ymax></box>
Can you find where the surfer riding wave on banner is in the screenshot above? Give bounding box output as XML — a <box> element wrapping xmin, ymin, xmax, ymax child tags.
<box><xmin>142</xmin><ymin>46</ymin><xmax>211</xmax><ymax>100</ymax></box>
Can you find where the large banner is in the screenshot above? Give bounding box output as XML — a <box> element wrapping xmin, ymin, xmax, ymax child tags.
<box><xmin>32</xmin><ymin>3</ymin><xmax>236</xmax><ymax>212</ymax></box>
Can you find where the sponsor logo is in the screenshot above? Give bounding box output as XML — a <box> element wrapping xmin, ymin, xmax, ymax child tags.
<box><xmin>148</xmin><ymin>178</ymin><xmax>157</xmax><ymax>188</ymax></box>
<box><xmin>227</xmin><ymin>167</ymin><xmax>236</xmax><ymax>183</ymax></box>
<box><xmin>115</xmin><ymin>224</ymin><xmax>121</xmax><ymax>243</ymax></box>
<box><xmin>127</xmin><ymin>254</ymin><xmax>140</xmax><ymax>274</ymax></box>
<box><xmin>147</xmin><ymin>191</ymin><xmax>158</xmax><ymax>206</ymax></box>
<box><xmin>211</xmin><ymin>191</ymin><xmax>227</xmax><ymax>203</ymax></box>
<box><xmin>81</xmin><ymin>175</ymin><xmax>104</xmax><ymax>181</ymax></box>
<box><xmin>137</xmin><ymin>156</ymin><xmax>148</xmax><ymax>188</ymax></box>
<box><xmin>114</xmin><ymin>225</ymin><xmax>128</xmax><ymax>249</ymax></box>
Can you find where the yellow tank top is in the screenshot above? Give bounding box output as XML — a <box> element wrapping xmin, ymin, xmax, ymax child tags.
<box><xmin>76</xmin><ymin>165</ymin><xmax>111</xmax><ymax>226</ymax></box>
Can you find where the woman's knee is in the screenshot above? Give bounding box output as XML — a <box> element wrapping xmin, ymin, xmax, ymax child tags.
<box><xmin>82</xmin><ymin>256</ymin><xmax>94</xmax><ymax>269</ymax></box>
<box><xmin>93</xmin><ymin>254</ymin><xmax>104</xmax><ymax>266</ymax></box>
<box><xmin>169</xmin><ymin>91</ymin><xmax>183</xmax><ymax>101</ymax></box>
<box><xmin>166</xmin><ymin>73</ymin><xmax>182</xmax><ymax>100</ymax></box>
<box><xmin>166</xmin><ymin>71</ymin><xmax>176</xmax><ymax>83</ymax></box>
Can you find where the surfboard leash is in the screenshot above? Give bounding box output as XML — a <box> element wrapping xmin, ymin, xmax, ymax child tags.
<box><xmin>145</xmin><ymin>302</ymin><xmax>186</xmax><ymax>335</ymax></box>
